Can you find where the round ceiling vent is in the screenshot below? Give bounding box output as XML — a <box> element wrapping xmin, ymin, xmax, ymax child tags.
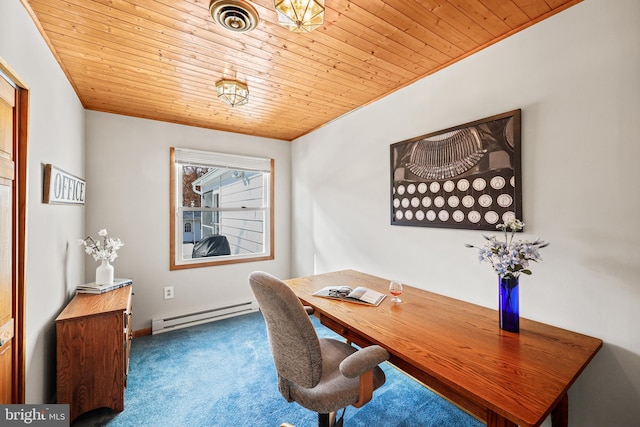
<box><xmin>210</xmin><ymin>0</ymin><xmax>259</xmax><ymax>33</ymax></box>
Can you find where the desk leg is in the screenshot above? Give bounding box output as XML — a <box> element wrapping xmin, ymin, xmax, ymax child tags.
<box><xmin>551</xmin><ymin>393</ymin><xmax>569</xmax><ymax>427</ymax></box>
<box><xmin>487</xmin><ymin>411</ymin><xmax>517</xmax><ymax>427</ymax></box>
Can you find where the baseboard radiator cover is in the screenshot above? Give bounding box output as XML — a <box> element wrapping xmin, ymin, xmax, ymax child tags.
<box><xmin>151</xmin><ymin>300</ymin><xmax>259</xmax><ymax>335</ymax></box>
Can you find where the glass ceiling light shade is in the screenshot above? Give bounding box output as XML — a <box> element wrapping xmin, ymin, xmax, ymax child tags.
<box><xmin>274</xmin><ymin>0</ymin><xmax>325</xmax><ymax>33</ymax></box>
<box><xmin>215</xmin><ymin>79</ymin><xmax>249</xmax><ymax>107</ymax></box>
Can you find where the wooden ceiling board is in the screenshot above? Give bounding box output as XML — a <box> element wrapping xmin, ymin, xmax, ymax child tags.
<box><xmin>477</xmin><ymin>0</ymin><xmax>531</xmax><ymax>29</ymax></box>
<box><xmin>345</xmin><ymin>1</ymin><xmax>454</xmax><ymax>63</ymax></box>
<box><xmin>22</xmin><ymin>0</ymin><xmax>582</xmax><ymax>141</ymax></box>
<box><xmin>511</xmin><ymin>0</ymin><xmax>552</xmax><ymax>19</ymax></box>
<box><xmin>48</xmin><ymin>30</ymin><xmax>368</xmax><ymax>111</ymax></box>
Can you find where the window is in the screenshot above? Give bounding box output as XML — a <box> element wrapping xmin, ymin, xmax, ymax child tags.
<box><xmin>170</xmin><ymin>147</ymin><xmax>274</xmax><ymax>269</ymax></box>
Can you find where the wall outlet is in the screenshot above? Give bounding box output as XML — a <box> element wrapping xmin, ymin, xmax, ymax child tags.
<box><xmin>163</xmin><ymin>286</ymin><xmax>174</xmax><ymax>300</ymax></box>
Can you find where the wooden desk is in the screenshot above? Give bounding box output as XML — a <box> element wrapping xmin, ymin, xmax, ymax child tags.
<box><xmin>56</xmin><ymin>286</ymin><xmax>133</xmax><ymax>422</ymax></box>
<box><xmin>285</xmin><ymin>270</ymin><xmax>602</xmax><ymax>427</ymax></box>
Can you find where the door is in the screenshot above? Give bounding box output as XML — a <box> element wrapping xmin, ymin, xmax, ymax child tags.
<box><xmin>0</xmin><ymin>72</ymin><xmax>17</xmax><ymax>402</ymax></box>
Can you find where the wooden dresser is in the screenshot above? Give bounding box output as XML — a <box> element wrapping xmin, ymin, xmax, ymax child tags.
<box><xmin>56</xmin><ymin>285</ymin><xmax>133</xmax><ymax>422</ymax></box>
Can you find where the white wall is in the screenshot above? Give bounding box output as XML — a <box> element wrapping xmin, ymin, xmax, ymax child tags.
<box><xmin>4</xmin><ymin>0</ymin><xmax>639</xmax><ymax>422</ymax></box>
<box><xmin>0</xmin><ymin>1</ymin><xmax>86</xmax><ymax>403</ymax></box>
<box><xmin>291</xmin><ymin>1</ymin><xmax>640</xmax><ymax>426</ymax></box>
<box><xmin>84</xmin><ymin>112</ymin><xmax>291</xmax><ymax>331</ymax></box>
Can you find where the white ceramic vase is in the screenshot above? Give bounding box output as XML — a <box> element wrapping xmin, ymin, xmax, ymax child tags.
<box><xmin>96</xmin><ymin>259</ymin><xmax>114</xmax><ymax>285</ymax></box>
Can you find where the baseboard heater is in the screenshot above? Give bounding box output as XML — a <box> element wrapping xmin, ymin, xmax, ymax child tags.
<box><xmin>151</xmin><ymin>300</ymin><xmax>259</xmax><ymax>335</ymax></box>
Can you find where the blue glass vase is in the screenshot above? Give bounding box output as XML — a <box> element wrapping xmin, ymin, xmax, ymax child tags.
<box><xmin>499</xmin><ymin>276</ymin><xmax>519</xmax><ymax>332</ymax></box>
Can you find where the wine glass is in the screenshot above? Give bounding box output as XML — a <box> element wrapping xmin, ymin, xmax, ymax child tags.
<box><xmin>389</xmin><ymin>280</ymin><xmax>403</xmax><ymax>303</ymax></box>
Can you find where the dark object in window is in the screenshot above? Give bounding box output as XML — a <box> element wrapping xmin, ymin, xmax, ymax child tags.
<box><xmin>192</xmin><ymin>235</ymin><xmax>231</xmax><ymax>258</ymax></box>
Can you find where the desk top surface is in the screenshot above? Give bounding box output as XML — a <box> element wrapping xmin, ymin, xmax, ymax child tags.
<box><xmin>56</xmin><ymin>285</ymin><xmax>132</xmax><ymax>321</ymax></box>
<box><xmin>285</xmin><ymin>269</ymin><xmax>602</xmax><ymax>427</ymax></box>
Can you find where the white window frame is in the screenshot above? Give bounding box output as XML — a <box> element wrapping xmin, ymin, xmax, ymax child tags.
<box><xmin>170</xmin><ymin>147</ymin><xmax>274</xmax><ymax>270</ymax></box>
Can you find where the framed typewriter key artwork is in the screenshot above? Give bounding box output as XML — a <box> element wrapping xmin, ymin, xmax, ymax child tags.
<box><xmin>390</xmin><ymin>109</ymin><xmax>522</xmax><ymax>230</ymax></box>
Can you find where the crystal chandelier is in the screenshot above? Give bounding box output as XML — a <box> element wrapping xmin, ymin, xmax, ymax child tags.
<box><xmin>215</xmin><ymin>79</ymin><xmax>249</xmax><ymax>107</ymax></box>
<box><xmin>274</xmin><ymin>0</ymin><xmax>325</xmax><ymax>33</ymax></box>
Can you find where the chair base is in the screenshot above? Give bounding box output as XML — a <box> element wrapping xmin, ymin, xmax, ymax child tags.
<box><xmin>319</xmin><ymin>410</ymin><xmax>344</xmax><ymax>427</ymax></box>
<box><xmin>280</xmin><ymin>410</ymin><xmax>344</xmax><ymax>427</ymax></box>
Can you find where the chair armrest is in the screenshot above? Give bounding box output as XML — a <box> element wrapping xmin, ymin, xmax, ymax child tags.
<box><xmin>339</xmin><ymin>345</ymin><xmax>389</xmax><ymax>378</ymax></box>
<box><xmin>340</xmin><ymin>345</ymin><xmax>389</xmax><ymax>408</ymax></box>
<box><xmin>304</xmin><ymin>306</ymin><xmax>315</xmax><ymax>316</ymax></box>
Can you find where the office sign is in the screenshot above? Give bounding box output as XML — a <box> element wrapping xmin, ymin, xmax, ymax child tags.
<box><xmin>43</xmin><ymin>164</ymin><xmax>85</xmax><ymax>205</ymax></box>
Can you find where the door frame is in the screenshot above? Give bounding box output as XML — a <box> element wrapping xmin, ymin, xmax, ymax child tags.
<box><xmin>1</xmin><ymin>56</ymin><xmax>29</xmax><ymax>403</ymax></box>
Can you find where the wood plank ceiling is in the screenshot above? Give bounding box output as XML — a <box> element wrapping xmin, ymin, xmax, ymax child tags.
<box><xmin>22</xmin><ymin>0</ymin><xmax>581</xmax><ymax>141</ymax></box>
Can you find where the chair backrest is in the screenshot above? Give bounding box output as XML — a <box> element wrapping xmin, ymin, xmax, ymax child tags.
<box><xmin>249</xmin><ymin>271</ymin><xmax>322</xmax><ymax>389</ymax></box>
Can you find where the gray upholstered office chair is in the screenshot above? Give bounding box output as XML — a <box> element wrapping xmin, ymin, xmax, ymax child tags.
<box><xmin>248</xmin><ymin>271</ymin><xmax>389</xmax><ymax>427</ymax></box>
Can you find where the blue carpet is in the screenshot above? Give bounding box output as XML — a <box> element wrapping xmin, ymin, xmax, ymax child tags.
<box><xmin>73</xmin><ymin>312</ymin><xmax>483</xmax><ymax>427</ymax></box>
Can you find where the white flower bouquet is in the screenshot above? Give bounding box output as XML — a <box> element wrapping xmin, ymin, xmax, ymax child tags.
<box><xmin>79</xmin><ymin>229</ymin><xmax>124</xmax><ymax>262</ymax></box>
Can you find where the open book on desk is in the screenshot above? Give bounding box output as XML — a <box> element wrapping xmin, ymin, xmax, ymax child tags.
<box><xmin>312</xmin><ymin>286</ymin><xmax>386</xmax><ymax>306</ymax></box>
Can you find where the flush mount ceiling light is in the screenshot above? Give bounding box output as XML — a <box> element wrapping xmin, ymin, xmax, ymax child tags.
<box><xmin>216</xmin><ymin>79</ymin><xmax>249</xmax><ymax>107</ymax></box>
<box><xmin>274</xmin><ymin>0</ymin><xmax>325</xmax><ymax>33</ymax></box>
<box><xmin>210</xmin><ymin>0</ymin><xmax>259</xmax><ymax>33</ymax></box>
